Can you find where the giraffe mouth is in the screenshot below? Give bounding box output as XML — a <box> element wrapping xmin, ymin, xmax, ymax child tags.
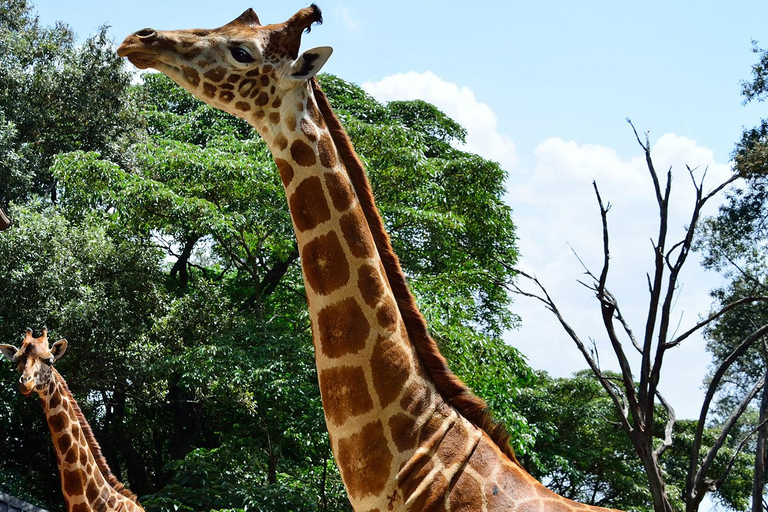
<box><xmin>120</xmin><ymin>51</ymin><xmax>159</xmax><ymax>70</ymax></box>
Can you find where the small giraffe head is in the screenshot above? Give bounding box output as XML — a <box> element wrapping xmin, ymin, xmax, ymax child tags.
<box><xmin>1</xmin><ymin>328</ymin><xmax>67</xmax><ymax>396</ymax></box>
<box><xmin>117</xmin><ymin>5</ymin><xmax>332</xmax><ymax>122</ymax></box>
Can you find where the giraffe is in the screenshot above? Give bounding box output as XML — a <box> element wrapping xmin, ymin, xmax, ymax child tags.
<box><xmin>0</xmin><ymin>328</ymin><xmax>144</xmax><ymax>512</ymax></box>
<box><xmin>117</xmin><ymin>6</ymin><xmax>625</xmax><ymax>511</ymax></box>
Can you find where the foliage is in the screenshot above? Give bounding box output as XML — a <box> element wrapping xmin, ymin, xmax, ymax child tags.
<box><xmin>697</xmin><ymin>42</ymin><xmax>768</xmax><ymax>512</ymax></box>
<box><xmin>517</xmin><ymin>371</ymin><xmax>653</xmax><ymax>511</ymax></box>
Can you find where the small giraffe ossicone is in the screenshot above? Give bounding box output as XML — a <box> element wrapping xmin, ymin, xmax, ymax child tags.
<box><xmin>118</xmin><ymin>6</ymin><xmax>624</xmax><ymax>511</ymax></box>
<box><xmin>1</xmin><ymin>329</ymin><xmax>145</xmax><ymax>512</ymax></box>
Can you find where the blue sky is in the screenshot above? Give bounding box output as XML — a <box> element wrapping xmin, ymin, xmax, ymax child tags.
<box><xmin>30</xmin><ymin>0</ymin><xmax>768</xmax><ymax>427</ymax></box>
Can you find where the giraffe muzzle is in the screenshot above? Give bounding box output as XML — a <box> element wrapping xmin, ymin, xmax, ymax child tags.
<box><xmin>18</xmin><ymin>375</ymin><xmax>35</xmax><ymax>396</ymax></box>
<box><xmin>117</xmin><ymin>30</ymin><xmax>162</xmax><ymax>69</ymax></box>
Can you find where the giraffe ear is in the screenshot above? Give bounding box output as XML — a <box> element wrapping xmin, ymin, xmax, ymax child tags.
<box><xmin>290</xmin><ymin>46</ymin><xmax>333</xmax><ymax>80</ymax></box>
<box><xmin>51</xmin><ymin>339</ymin><xmax>68</xmax><ymax>362</ymax></box>
<box><xmin>0</xmin><ymin>344</ymin><xmax>18</xmax><ymax>362</ymax></box>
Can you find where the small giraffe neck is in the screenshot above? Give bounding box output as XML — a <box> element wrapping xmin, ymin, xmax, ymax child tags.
<box><xmin>42</xmin><ymin>369</ymin><xmax>141</xmax><ymax>511</ymax></box>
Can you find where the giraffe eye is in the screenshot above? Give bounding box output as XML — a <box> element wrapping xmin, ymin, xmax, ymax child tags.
<box><xmin>229</xmin><ymin>46</ymin><xmax>255</xmax><ymax>64</ymax></box>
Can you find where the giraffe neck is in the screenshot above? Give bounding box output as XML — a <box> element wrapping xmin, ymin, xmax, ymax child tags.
<box><xmin>41</xmin><ymin>370</ymin><xmax>142</xmax><ymax>512</ymax></box>
<box><xmin>248</xmin><ymin>81</ymin><xmax>487</xmax><ymax>510</ymax></box>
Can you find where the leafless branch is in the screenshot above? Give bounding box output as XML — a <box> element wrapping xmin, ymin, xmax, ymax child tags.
<box><xmin>512</xmin><ymin>269</ymin><xmax>634</xmax><ymax>431</ymax></box>
<box><xmin>687</xmin><ymin>324</ymin><xmax>768</xmax><ymax>501</ymax></box>
<box><xmin>666</xmin><ymin>296</ymin><xmax>768</xmax><ymax>348</ymax></box>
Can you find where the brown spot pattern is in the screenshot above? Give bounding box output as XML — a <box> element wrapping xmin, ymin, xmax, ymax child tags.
<box><xmin>49</xmin><ymin>390</ymin><xmax>61</xmax><ymax>409</ymax></box>
<box><xmin>86</xmin><ymin>480</ymin><xmax>100</xmax><ymax>502</ymax></box>
<box><xmin>358</xmin><ymin>264</ymin><xmax>385</xmax><ymax>307</ymax></box>
<box><xmin>307</xmin><ymin>99</ymin><xmax>323</xmax><ymax>127</ymax></box>
<box><xmin>301</xmin><ymin>118</ymin><xmax>317</xmax><ymax>141</ymax></box>
<box><xmin>288</xmin><ymin>177</ymin><xmax>331</xmax><ymax>232</ymax></box>
<box><xmin>400</xmin><ymin>382</ymin><xmax>433</xmax><ymax>417</ymax></box>
<box><xmin>63</xmin><ymin>468</ymin><xmax>84</xmax><ymax>497</ymax></box>
<box><xmin>269</xmin><ymin>112</ymin><xmax>281</xmax><ymax>124</ymax></box>
<box><xmin>290</xmin><ymin>140</ymin><xmax>317</xmax><ymax>167</ymax></box>
<box><xmin>220</xmin><ymin>91</ymin><xmax>235</xmax><ymax>103</ymax></box>
<box><xmin>235</xmin><ymin>101</ymin><xmax>251</xmax><ymax>112</ymax></box>
<box><xmin>340</xmin><ymin>208</ymin><xmax>375</xmax><ymax>259</ymax></box>
<box><xmin>182</xmin><ymin>66</ymin><xmax>200</xmax><ymax>87</ymax></box>
<box><xmin>301</xmin><ymin>231</ymin><xmax>350</xmax><ymax>295</ymax></box>
<box><xmin>275</xmin><ymin>158</ymin><xmax>294</xmax><ymax>187</ymax></box>
<box><xmin>468</xmin><ymin>439</ymin><xmax>498</xmax><ymax>478</ymax></box>
<box><xmin>65</xmin><ymin>446</ymin><xmax>78</xmax><ymax>464</ymax></box>
<box><xmin>203</xmin><ymin>66</ymin><xmax>226</xmax><ymax>82</ymax></box>
<box><xmin>336</xmin><ymin>421</ymin><xmax>393</xmax><ymax>500</ymax></box>
<box><xmin>370</xmin><ymin>335</ymin><xmax>410</xmax><ymax>407</ymax></box>
<box><xmin>57</xmin><ymin>433</ymin><xmax>73</xmax><ymax>453</ymax></box>
<box><xmin>317</xmin><ymin>297</ymin><xmax>370</xmax><ymax>359</ymax></box>
<box><xmin>318</xmin><ymin>366</ymin><xmax>374</xmax><ymax>426</ymax></box>
<box><xmin>325</xmin><ymin>171</ymin><xmax>354</xmax><ymax>211</ymax></box>
<box><xmin>436</xmin><ymin>422</ymin><xmax>470</xmax><ymax>468</ymax></box>
<box><xmin>389</xmin><ymin>413</ymin><xmax>418</xmax><ymax>452</ymax></box>
<box><xmin>49</xmin><ymin>411</ymin><xmax>67</xmax><ymax>432</ymax></box>
<box><xmin>275</xmin><ymin>133</ymin><xmax>289</xmax><ymax>151</ymax></box>
<box><xmin>318</xmin><ymin>133</ymin><xmax>338</xmax><ymax>169</ymax></box>
<box><xmin>377</xmin><ymin>295</ymin><xmax>398</xmax><ymax>331</ymax></box>
<box><xmin>449</xmin><ymin>471</ymin><xmax>483</xmax><ymax>511</ymax></box>
<box><xmin>202</xmin><ymin>82</ymin><xmax>217</xmax><ymax>98</ymax></box>
<box><xmin>285</xmin><ymin>112</ymin><xmax>297</xmax><ymax>132</ymax></box>
<box><xmin>255</xmin><ymin>91</ymin><xmax>270</xmax><ymax>107</ymax></box>
<box><xmin>238</xmin><ymin>79</ymin><xmax>257</xmax><ymax>96</ymax></box>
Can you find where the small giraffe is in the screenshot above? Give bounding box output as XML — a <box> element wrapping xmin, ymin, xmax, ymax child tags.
<box><xmin>0</xmin><ymin>329</ymin><xmax>144</xmax><ymax>512</ymax></box>
<box><xmin>118</xmin><ymin>7</ymin><xmax>624</xmax><ymax>511</ymax></box>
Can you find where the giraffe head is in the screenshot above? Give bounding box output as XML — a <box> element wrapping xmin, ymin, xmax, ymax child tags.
<box><xmin>117</xmin><ymin>5</ymin><xmax>332</xmax><ymax>123</ymax></box>
<box><xmin>1</xmin><ymin>328</ymin><xmax>67</xmax><ymax>396</ymax></box>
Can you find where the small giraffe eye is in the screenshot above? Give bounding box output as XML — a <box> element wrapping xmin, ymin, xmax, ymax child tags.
<box><xmin>229</xmin><ymin>46</ymin><xmax>255</xmax><ymax>64</ymax></box>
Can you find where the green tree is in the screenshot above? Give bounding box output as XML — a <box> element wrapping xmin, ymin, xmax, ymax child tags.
<box><xmin>517</xmin><ymin>371</ymin><xmax>652</xmax><ymax>511</ymax></box>
<box><xmin>698</xmin><ymin>42</ymin><xmax>768</xmax><ymax>512</ymax></box>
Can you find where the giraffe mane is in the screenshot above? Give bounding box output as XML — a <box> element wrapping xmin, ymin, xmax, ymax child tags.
<box><xmin>310</xmin><ymin>78</ymin><xmax>519</xmax><ymax>465</ymax></box>
<box><xmin>52</xmin><ymin>369</ymin><xmax>140</xmax><ymax>502</ymax></box>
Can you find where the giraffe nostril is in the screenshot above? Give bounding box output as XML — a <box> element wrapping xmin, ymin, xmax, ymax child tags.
<box><xmin>136</xmin><ymin>28</ymin><xmax>157</xmax><ymax>39</ymax></box>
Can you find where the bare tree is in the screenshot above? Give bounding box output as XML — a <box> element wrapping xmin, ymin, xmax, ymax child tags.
<box><xmin>511</xmin><ymin>121</ymin><xmax>768</xmax><ymax>512</ymax></box>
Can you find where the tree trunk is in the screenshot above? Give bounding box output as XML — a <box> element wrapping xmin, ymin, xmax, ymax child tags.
<box><xmin>753</xmin><ymin>368</ymin><xmax>768</xmax><ymax>512</ymax></box>
<box><xmin>634</xmin><ymin>434</ymin><xmax>675</xmax><ymax>512</ymax></box>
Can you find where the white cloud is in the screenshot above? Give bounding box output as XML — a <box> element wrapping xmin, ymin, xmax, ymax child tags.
<box><xmin>334</xmin><ymin>5</ymin><xmax>361</xmax><ymax>32</ymax></box>
<box><xmin>362</xmin><ymin>71</ymin><xmax>518</xmax><ymax>172</ymax></box>
<box><xmin>507</xmin><ymin>134</ymin><xmax>733</xmax><ymax>419</ymax></box>
<box><xmin>362</xmin><ymin>70</ymin><xmax>734</xmax><ymax>420</ymax></box>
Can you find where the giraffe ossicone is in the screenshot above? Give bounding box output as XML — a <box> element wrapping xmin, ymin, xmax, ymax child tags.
<box><xmin>118</xmin><ymin>6</ymin><xmax>624</xmax><ymax>511</ymax></box>
<box><xmin>1</xmin><ymin>329</ymin><xmax>145</xmax><ymax>512</ymax></box>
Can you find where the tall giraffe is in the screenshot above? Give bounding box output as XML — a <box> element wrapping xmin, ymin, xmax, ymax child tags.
<box><xmin>118</xmin><ymin>7</ymin><xmax>624</xmax><ymax>511</ymax></box>
<box><xmin>0</xmin><ymin>329</ymin><xmax>144</xmax><ymax>512</ymax></box>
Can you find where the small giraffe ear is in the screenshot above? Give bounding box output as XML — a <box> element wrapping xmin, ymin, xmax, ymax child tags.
<box><xmin>0</xmin><ymin>344</ymin><xmax>18</xmax><ymax>362</ymax></box>
<box><xmin>290</xmin><ymin>46</ymin><xmax>333</xmax><ymax>80</ymax></box>
<box><xmin>51</xmin><ymin>339</ymin><xmax>68</xmax><ymax>362</ymax></box>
